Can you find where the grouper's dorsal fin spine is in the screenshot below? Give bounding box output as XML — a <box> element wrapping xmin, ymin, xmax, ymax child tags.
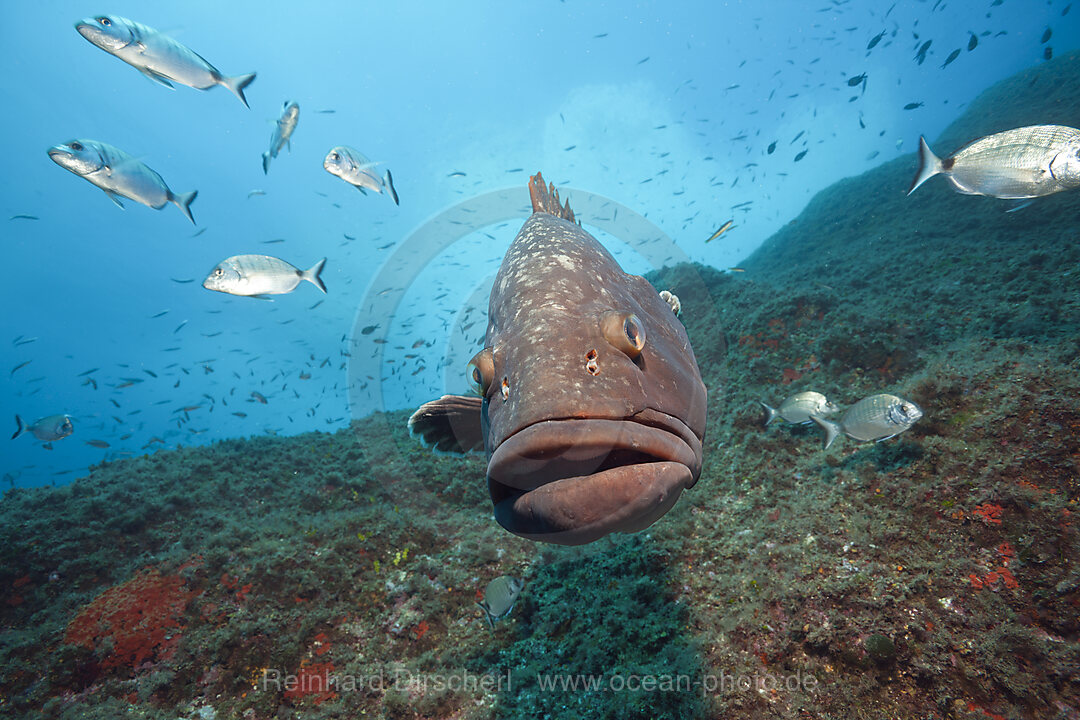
<box><xmin>528</xmin><ymin>171</ymin><xmax>577</xmax><ymax>225</ymax></box>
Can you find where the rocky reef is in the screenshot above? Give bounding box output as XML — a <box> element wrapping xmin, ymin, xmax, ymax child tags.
<box><xmin>2</xmin><ymin>54</ymin><xmax>1079</xmax><ymax>720</ymax></box>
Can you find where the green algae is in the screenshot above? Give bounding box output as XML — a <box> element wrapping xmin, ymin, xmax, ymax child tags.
<box><xmin>484</xmin><ymin>538</ymin><xmax>705</xmax><ymax>719</ymax></box>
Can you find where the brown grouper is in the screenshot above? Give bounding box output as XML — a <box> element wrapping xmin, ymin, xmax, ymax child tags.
<box><xmin>409</xmin><ymin>172</ymin><xmax>707</xmax><ymax>545</ymax></box>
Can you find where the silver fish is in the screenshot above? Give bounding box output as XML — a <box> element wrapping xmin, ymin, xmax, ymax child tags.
<box><xmin>12</xmin><ymin>414</ymin><xmax>74</xmax><ymax>442</ymax></box>
<box><xmin>811</xmin><ymin>393</ymin><xmax>922</xmax><ymax>449</ymax></box>
<box><xmin>75</xmin><ymin>15</ymin><xmax>256</xmax><ymax>107</ymax></box>
<box><xmin>323</xmin><ymin>146</ymin><xmax>399</xmax><ymax>205</ymax></box>
<box><xmin>760</xmin><ymin>391</ymin><xmax>839</xmax><ymax>426</ymax></box>
<box><xmin>908</xmin><ymin>125</ymin><xmax>1080</xmax><ymax>199</ymax></box>
<box><xmin>263</xmin><ymin>100</ymin><xmax>299</xmax><ymax>174</ymax></box>
<box><xmin>477</xmin><ymin>576</ymin><xmax>524</xmax><ymax>629</ymax></box>
<box><xmin>203</xmin><ymin>255</ymin><xmax>327</xmax><ymax>297</ymax></box>
<box><xmin>48</xmin><ymin>139</ymin><xmax>197</xmax><ymax>224</ymax></box>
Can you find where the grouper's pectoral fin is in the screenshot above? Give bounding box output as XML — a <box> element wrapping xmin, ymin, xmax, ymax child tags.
<box><xmin>408</xmin><ymin>394</ymin><xmax>485</xmax><ymax>454</ymax></box>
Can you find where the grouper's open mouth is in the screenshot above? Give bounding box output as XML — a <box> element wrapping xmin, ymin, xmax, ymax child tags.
<box><xmin>486</xmin><ymin>409</ymin><xmax>703</xmax><ymax>545</ymax></box>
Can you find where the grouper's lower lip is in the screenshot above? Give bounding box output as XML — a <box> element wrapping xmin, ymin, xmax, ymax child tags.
<box><xmin>490</xmin><ymin>460</ymin><xmax>693</xmax><ymax>545</ymax></box>
<box><xmin>487</xmin><ymin>413</ymin><xmax>701</xmax><ymax>492</ymax></box>
<box><xmin>485</xmin><ymin>413</ymin><xmax>703</xmax><ymax>545</ymax></box>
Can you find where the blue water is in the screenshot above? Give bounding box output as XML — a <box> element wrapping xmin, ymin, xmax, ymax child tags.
<box><xmin>2</xmin><ymin>1</ymin><xmax>1075</xmax><ymax>487</ymax></box>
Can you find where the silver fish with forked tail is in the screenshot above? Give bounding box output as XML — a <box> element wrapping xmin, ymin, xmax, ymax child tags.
<box><xmin>48</xmin><ymin>139</ymin><xmax>197</xmax><ymax>224</ymax></box>
<box><xmin>203</xmin><ymin>255</ymin><xmax>326</xmax><ymax>297</ymax></box>
<box><xmin>409</xmin><ymin>172</ymin><xmax>707</xmax><ymax>545</ymax></box>
<box><xmin>811</xmin><ymin>393</ymin><xmax>922</xmax><ymax>449</ymax></box>
<box><xmin>760</xmin><ymin>391</ymin><xmax>838</xmax><ymax>426</ymax></box>
<box><xmin>75</xmin><ymin>15</ymin><xmax>256</xmax><ymax>107</ymax></box>
<box><xmin>907</xmin><ymin>125</ymin><xmax>1080</xmax><ymax>199</ymax></box>
<box><xmin>263</xmin><ymin>101</ymin><xmax>299</xmax><ymax>174</ymax></box>
<box><xmin>323</xmin><ymin>146</ymin><xmax>399</xmax><ymax>205</ymax></box>
<box><xmin>12</xmin><ymin>414</ymin><xmax>74</xmax><ymax>442</ymax></box>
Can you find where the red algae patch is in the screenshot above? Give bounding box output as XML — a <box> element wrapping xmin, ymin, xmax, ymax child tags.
<box><xmin>64</xmin><ymin>566</ymin><xmax>198</xmax><ymax>671</ymax></box>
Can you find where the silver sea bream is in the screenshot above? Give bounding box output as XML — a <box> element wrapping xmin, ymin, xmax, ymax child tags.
<box><xmin>908</xmin><ymin>124</ymin><xmax>1080</xmax><ymax>199</ymax></box>
<box><xmin>323</xmin><ymin>146</ymin><xmax>400</xmax><ymax>205</ymax></box>
<box><xmin>760</xmin><ymin>391</ymin><xmax>839</xmax><ymax>426</ymax></box>
<box><xmin>47</xmin><ymin>139</ymin><xmax>198</xmax><ymax>224</ymax></box>
<box><xmin>202</xmin><ymin>255</ymin><xmax>327</xmax><ymax>297</ymax></box>
<box><xmin>12</xmin><ymin>414</ymin><xmax>74</xmax><ymax>443</ymax></box>
<box><xmin>263</xmin><ymin>101</ymin><xmax>299</xmax><ymax>174</ymax></box>
<box><xmin>811</xmin><ymin>393</ymin><xmax>923</xmax><ymax>449</ymax></box>
<box><xmin>476</xmin><ymin>576</ymin><xmax>524</xmax><ymax>629</ymax></box>
<box><xmin>75</xmin><ymin>15</ymin><xmax>256</xmax><ymax>107</ymax></box>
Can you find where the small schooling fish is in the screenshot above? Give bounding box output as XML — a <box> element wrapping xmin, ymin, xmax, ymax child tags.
<box><xmin>914</xmin><ymin>40</ymin><xmax>932</xmax><ymax>65</ymax></box>
<box><xmin>75</xmin><ymin>15</ymin><xmax>256</xmax><ymax>107</ymax></box>
<box><xmin>705</xmin><ymin>219</ymin><xmax>734</xmax><ymax>243</ymax></box>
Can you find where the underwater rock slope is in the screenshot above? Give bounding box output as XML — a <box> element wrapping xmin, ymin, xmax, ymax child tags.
<box><xmin>1</xmin><ymin>54</ymin><xmax>1079</xmax><ymax>720</ymax></box>
<box><xmin>646</xmin><ymin>50</ymin><xmax>1080</xmax><ymax>720</ymax></box>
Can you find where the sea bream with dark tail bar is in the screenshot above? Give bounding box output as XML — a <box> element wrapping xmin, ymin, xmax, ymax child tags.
<box><xmin>323</xmin><ymin>146</ymin><xmax>399</xmax><ymax>205</ymax></box>
<box><xmin>907</xmin><ymin>125</ymin><xmax>1080</xmax><ymax>200</ymax></box>
<box><xmin>409</xmin><ymin>172</ymin><xmax>707</xmax><ymax>545</ymax></box>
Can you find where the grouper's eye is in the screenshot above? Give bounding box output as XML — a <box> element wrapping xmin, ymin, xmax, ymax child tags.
<box><xmin>98</xmin><ymin>16</ymin><xmax>111</xmax><ymax>26</ymax></box>
<box><xmin>467</xmin><ymin>348</ymin><xmax>495</xmax><ymax>395</ymax></box>
<box><xmin>600</xmin><ymin>311</ymin><xmax>646</xmax><ymax>359</ymax></box>
<box><xmin>70</xmin><ymin>141</ymin><xmax>83</xmax><ymax>152</ymax></box>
